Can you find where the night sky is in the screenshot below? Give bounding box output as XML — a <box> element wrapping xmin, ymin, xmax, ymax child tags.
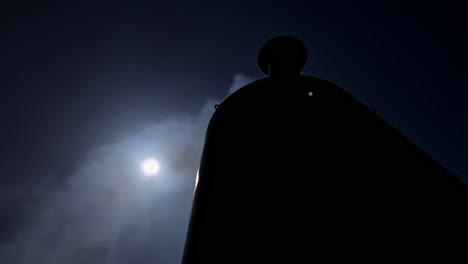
<box><xmin>1</xmin><ymin>1</ymin><xmax>467</xmax><ymax>263</ymax></box>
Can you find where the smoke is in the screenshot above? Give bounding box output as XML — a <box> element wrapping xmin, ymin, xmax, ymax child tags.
<box><xmin>228</xmin><ymin>72</ymin><xmax>255</xmax><ymax>94</ymax></box>
<box><xmin>0</xmin><ymin>73</ymin><xmax>254</xmax><ymax>264</ymax></box>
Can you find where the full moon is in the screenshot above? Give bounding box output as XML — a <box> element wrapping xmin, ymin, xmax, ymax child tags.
<box><xmin>142</xmin><ymin>158</ymin><xmax>160</xmax><ymax>176</ymax></box>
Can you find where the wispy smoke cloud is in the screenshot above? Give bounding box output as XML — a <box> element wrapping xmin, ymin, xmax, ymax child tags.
<box><xmin>0</xmin><ymin>73</ymin><xmax>254</xmax><ymax>264</ymax></box>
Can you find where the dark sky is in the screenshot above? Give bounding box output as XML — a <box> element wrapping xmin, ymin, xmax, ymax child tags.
<box><xmin>1</xmin><ymin>1</ymin><xmax>467</xmax><ymax>263</ymax></box>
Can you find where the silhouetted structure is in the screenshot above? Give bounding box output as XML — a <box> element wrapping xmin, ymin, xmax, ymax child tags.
<box><xmin>183</xmin><ymin>36</ymin><xmax>468</xmax><ymax>262</ymax></box>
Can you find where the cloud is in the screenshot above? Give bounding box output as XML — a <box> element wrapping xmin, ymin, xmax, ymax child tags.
<box><xmin>0</xmin><ymin>73</ymin><xmax>255</xmax><ymax>264</ymax></box>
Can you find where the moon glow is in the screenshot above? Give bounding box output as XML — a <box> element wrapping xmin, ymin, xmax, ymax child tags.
<box><xmin>142</xmin><ymin>159</ymin><xmax>160</xmax><ymax>176</ymax></box>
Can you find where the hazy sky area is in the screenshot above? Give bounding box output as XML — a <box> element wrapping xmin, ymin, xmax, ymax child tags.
<box><xmin>1</xmin><ymin>1</ymin><xmax>467</xmax><ymax>263</ymax></box>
